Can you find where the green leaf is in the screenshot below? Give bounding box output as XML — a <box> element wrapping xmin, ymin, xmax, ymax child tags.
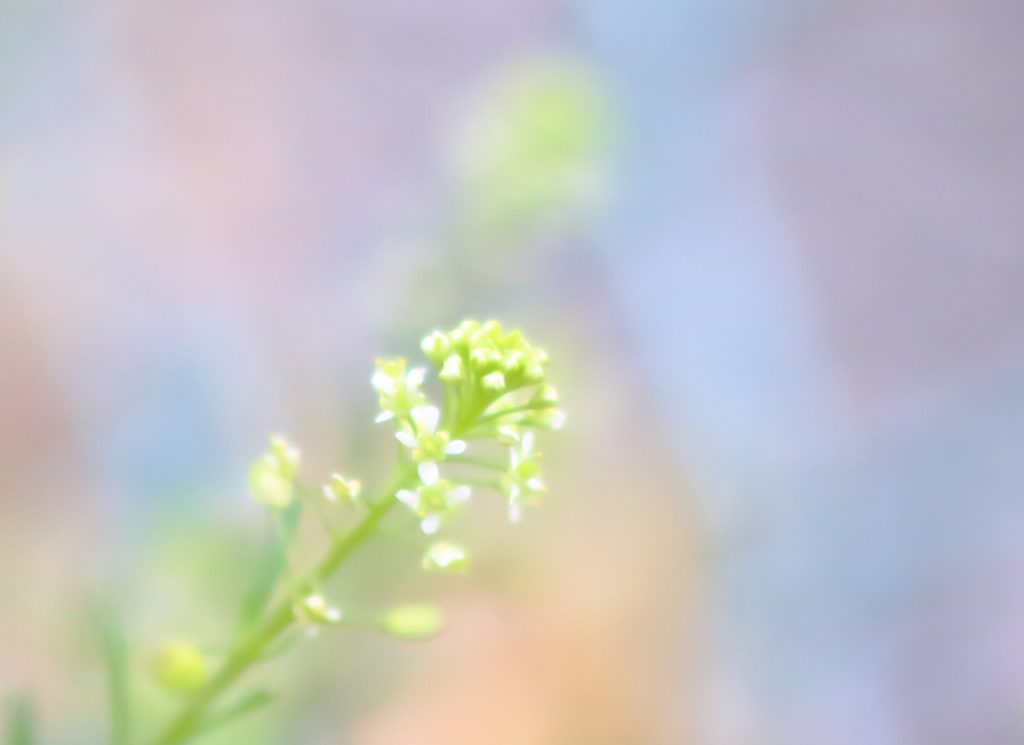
<box><xmin>234</xmin><ymin>534</ymin><xmax>286</xmax><ymax>640</ymax></box>
<box><xmin>234</xmin><ymin>496</ymin><xmax>304</xmax><ymax>642</ymax></box>
<box><xmin>5</xmin><ymin>694</ymin><xmax>34</xmax><ymax>745</ymax></box>
<box><xmin>91</xmin><ymin>603</ymin><xmax>130</xmax><ymax>745</ymax></box>
<box><xmin>195</xmin><ymin>690</ymin><xmax>274</xmax><ymax>736</ymax></box>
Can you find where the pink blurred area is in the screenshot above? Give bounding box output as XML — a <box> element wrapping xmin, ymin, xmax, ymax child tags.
<box><xmin>0</xmin><ymin>1</ymin><xmax>697</xmax><ymax>743</ymax></box>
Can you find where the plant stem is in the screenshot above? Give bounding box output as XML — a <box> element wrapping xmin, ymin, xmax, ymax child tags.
<box><xmin>148</xmin><ymin>463</ymin><xmax>416</xmax><ymax>745</ymax></box>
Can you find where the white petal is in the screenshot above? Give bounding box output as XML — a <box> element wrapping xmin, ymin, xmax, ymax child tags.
<box><xmin>375</xmin><ymin>410</ymin><xmax>394</xmax><ymax>423</ymax></box>
<box><xmin>448</xmin><ymin>485</ymin><xmax>471</xmax><ymax>504</ymax></box>
<box><xmin>549</xmin><ymin>410</ymin><xmax>566</xmax><ymax>429</ymax></box>
<box><xmin>323</xmin><ymin>485</ymin><xmax>337</xmax><ymax>502</ymax></box>
<box><xmin>411</xmin><ymin>405</ymin><xmax>439</xmax><ymax>434</ymax></box>
<box><xmin>526</xmin><ymin>477</ymin><xmax>544</xmax><ymax>492</ymax></box>
<box><xmin>395</xmin><ymin>430</ymin><xmax>418</xmax><ymax>448</ymax></box>
<box><xmin>522</xmin><ymin>431</ymin><xmax>535</xmax><ymax>455</ymax></box>
<box><xmin>371</xmin><ymin>371</ymin><xmax>396</xmax><ymax>394</ymax></box>
<box><xmin>509</xmin><ymin>503</ymin><xmax>522</xmax><ymax>522</ymax></box>
<box><xmin>406</xmin><ymin>367</ymin><xmax>426</xmax><ymax>387</ymax></box>
<box><xmin>418</xmin><ymin>460</ymin><xmax>439</xmax><ymax>486</ymax></box>
<box><xmin>507</xmin><ymin>484</ymin><xmax>520</xmax><ymax>502</ymax></box>
<box><xmin>421</xmin><ymin>514</ymin><xmax>440</xmax><ymax>534</ymax></box>
<box><xmin>397</xmin><ymin>489</ymin><xmax>420</xmax><ymax>508</ymax></box>
<box><xmin>510</xmin><ymin>448</ymin><xmax>520</xmax><ymax>469</ymax></box>
<box><xmin>445</xmin><ymin>440</ymin><xmax>467</xmax><ymax>455</ymax></box>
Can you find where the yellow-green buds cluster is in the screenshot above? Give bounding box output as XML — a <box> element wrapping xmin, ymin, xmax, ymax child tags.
<box><xmin>381</xmin><ymin>603</ymin><xmax>445</xmax><ymax>639</ymax></box>
<box><xmin>421</xmin><ymin>320</ymin><xmax>560</xmax><ymax>432</ymax></box>
<box><xmin>371</xmin><ymin>358</ymin><xmax>427</xmax><ymax>424</ymax></box>
<box><xmin>248</xmin><ymin>436</ymin><xmax>300</xmax><ymax>510</ymax></box>
<box><xmin>156</xmin><ymin>642</ymin><xmax>209</xmax><ymax>693</ymax></box>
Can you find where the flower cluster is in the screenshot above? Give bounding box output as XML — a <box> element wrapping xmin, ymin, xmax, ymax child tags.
<box><xmin>373</xmin><ymin>320</ymin><xmax>564</xmax><ymax>529</ymax></box>
<box><xmin>247</xmin><ymin>320</ymin><xmax>564</xmax><ymax>538</ymax></box>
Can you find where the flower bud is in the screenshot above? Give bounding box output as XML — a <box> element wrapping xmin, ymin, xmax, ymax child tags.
<box><xmin>439</xmin><ymin>354</ymin><xmax>464</xmax><ymax>383</ymax></box>
<box><xmin>420</xmin><ymin>331</ymin><xmax>450</xmax><ymax>365</ymax></box>
<box><xmin>422</xmin><ymin>542</ymin><xmax>469</xmax><ymax>573</ymax></box>
<box><xmin>156</xmin><ymin>642</ymin><xmax>208</xmax><ymax>693</ymax></box>
<box><xmin>382</xmin><ymin>603</ymin><xmax>445</xmax><ymax>639</ymax></box>
<box><xmin>325</xmin><ymin>474</ymin><xmax>361</xmax><ymax>504</ymax></box>
<box><xmin>530</xmin><ymin>385</ymin><xmax>559</xmax><ymax>408</ymax></box>
<box><xmin>482</xmin><ymin>371</ymin><xmax>506</xmax><ymax>392</ymax></box>
<box><xmin>249</xmin><ymin>454</ymin><xmax>294</xmax><ymax>510</ymax></box>
<box><xmin>297</xmin><ymin>594</ymin><xmax>342</xmax><ymax>624</ymax></box>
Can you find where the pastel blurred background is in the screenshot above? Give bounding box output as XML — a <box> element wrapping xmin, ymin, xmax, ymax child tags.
<box><xmin>2</xmin><ymin>0</ymin><xmax>1024</xmax><ymax>743</ymax></box>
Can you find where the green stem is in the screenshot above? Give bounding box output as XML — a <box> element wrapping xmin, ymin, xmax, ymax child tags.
<box><xmin>148</xmin><ymin>463</ymin><xmax>416</xmax><ymax>745</ymax></box>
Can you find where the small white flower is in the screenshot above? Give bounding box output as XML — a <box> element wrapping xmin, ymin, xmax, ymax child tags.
<box><xmin>372</xmin><ymin>359</ymin><xmax>427</xmax><ymax>424</ymax></box>
<box><xmin>501</xmin><ymin>432</ymin><xmax>545</xmax><ymax>522</ymax></box>
<box><xmin>396</xmin><ymin>480</ymin><xmax>472</xmax><ymax>533</ymax></box>
<box><xmin>394</xmin><ymin>405</ymin><xmax>466</xmax><ymax>485</ymax></box>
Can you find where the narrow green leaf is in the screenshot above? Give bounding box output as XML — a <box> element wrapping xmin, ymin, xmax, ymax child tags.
<box><xmin>234</xmin><ymin>534</ymin><xmax>286</xmax><ymax>640</ymax></box>
<box><xmin>91</xmin><ymin>603</ymin><xmax>130</xmax><ymax>745</ymax></box>
<box><xmin>195</xmin><ymin>690</ymin><xmax>274</xmax><ymax>736</ymax></box>
<box><xmin>278</xmin><ymin>498</ymin><xmax>304</xmax><ymax>544</ymax></box>
<box><xmin>5</xmin><ymin>694</ymin><xmax>34</xmax><ymax>745</ymax></box>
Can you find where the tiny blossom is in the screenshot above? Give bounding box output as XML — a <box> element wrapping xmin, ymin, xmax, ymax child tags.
<box><xmin>422</xmin><ymin>542</ymin><xmax>469</xmax><ymax>573</ymax></box>
<box><xmin>395</xmin><ymin>405</ymin><xmax>466</xmax><ymax>485</ymax></box>
<box><xmin>396</xmin><ymin>479</ymin><xmax>471</xmax><ymax>534</ymax></box>
<box><xmin>371</xmin><ymin>358</ymin><xmax>426</xmax><ymax>423</ymax></box>
<box><xmin>500</xmin><ymin>431</ymin><xmax>546</xmax><ymax>522</ymax></box>
<box><xmin>324</xmin><ymin>474</ymin><xmax>361</xmax><ymax>504</ymax></box>
<box><xmin>296</xmin><ymin>594</ymin><xmax>342</xmax><ymax>624</ymax></box>
<box><xmin>249</xmin><ymin>436</ymin><xmax>301</xmax><ymax>510</ymax></box>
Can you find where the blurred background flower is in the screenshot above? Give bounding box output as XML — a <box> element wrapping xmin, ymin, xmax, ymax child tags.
<box><xmin>2</xmin><ymin>0</ymin><xmax>1024</xmax><ymax>743</ymax></box>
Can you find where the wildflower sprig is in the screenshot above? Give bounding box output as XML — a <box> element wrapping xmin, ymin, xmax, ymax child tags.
<box><xmin>143</xmin><ymin>321</ymin><xmax>562</xmax><ymax>745</ymax></box>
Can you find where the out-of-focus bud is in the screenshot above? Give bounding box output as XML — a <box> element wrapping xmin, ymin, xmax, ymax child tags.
<box><xmin>296</xmin><ymin>594</ymin><xmax>342</xmax><ymax>624</ymax></box>
<box><xmin>530</xmin><ymin>385</ymin><xmax>559</xmax><ymax>408</ymax></box>
<box><xmin>156</xmin><ymin>642</ymin><xmax>208</xmax><ymax>693</ymax></box>
<box><xmin>482</xmin><ymin>371</ymin><xmax>506</xmax><ymax>392</ymax></box>
<box><xmin>422</xmin><ymin>542</ymin><xmax>469</xmax><ymax>573</ymax></box>
<box><xmin>381</xmin><ymin>603</ymin><xmax>445</xmax><ymax>639</ymax></box>
<box><xmin>324</xmin><ymin>474</ymin><xmax>361</xmax><ymax>504</ymax></box>
<box><xmin>249</xmin><ymin>454</ymin><xmax>294</xmax><ymax>511</ymax></box>
<box><xmin>421</xmin><ymin>331</ymin><xmax>451</xmax><ymax>365</ymax></box>
<box><xmin>439</xmin><ymin>354</ymin><xmax>464</xmax><ymax>383</ymax></box>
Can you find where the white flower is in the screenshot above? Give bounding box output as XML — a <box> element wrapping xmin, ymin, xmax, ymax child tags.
<box><xmin>395</xmin><ymin>405</ymin><xmax>466</xmax><ymax>485</ymax></box>
<box><xmin>396</xmin><ymin>479</ymin><xmax>472</xmax><ymax>533</ymax></box>
<box><xmin>371</xmin><ymin>359</ymin><xmax>426</xmax><ymax>423</ymax></box>
<box><xmin>501</xmin><ymin>431</ymin><xmax>545</xmax><ymax>522</ymax></box>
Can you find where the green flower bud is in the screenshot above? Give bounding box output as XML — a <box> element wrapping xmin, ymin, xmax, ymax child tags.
<box><xmin>249</xmin><ymin>454</ymin><xmax>295</xmax><ymax>510</ymax></box>
<box><xmin>156</xmin><ymin>642</ymin><xmax>208</xmax><ymax>693</ymax></box>
<box><xmin>268</xmin><ymin>437</ymin><xmax>300</xmax><ymax>479</ymax></box>
<box><xmin>482</xmin><ymin>371</ymin><xmax>506</xmax><ymax>392</ymax></box>
<box><xmin>421</xmin><ymin>331</ymin><xmax>451</xmax><ymax>365</ymax></box>
<box><xmin>325</xmin><ymin>474</ymin><xmax>361</xmax><ymax>504</ymax></box>
<box><xmin>521</xmin><ymin>363</ymin><xmax>545</xmax><ymax>384</ymax></box>
<box><xmin>530</xmin><ymin>385</ymin><xmax>559</xmax><ymax>408</ymax></box>
<box><xmin>439</xmin><ymin>354</ymin><xmax>464</xmax><ymax>383</ymax></box>
<box><xmin>422</xmin><ymin>542</ymin><xmax>469</xmax><ymax>573</ymax></box>
<box><xmin>382</xmin><ymin>603</ymin><xmax>445</xmax><ymax>639</ymax></box>
<box><xmin>296</xmin><ymin>594</ymin><xmax>342</xmax><ymax>624</ymax></box>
